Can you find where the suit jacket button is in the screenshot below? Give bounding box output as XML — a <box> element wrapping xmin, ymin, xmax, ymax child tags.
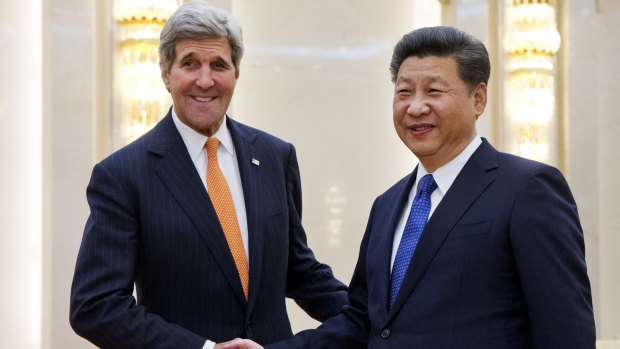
<box><xmin>381</xmin><ymin>329</ymin><xmax>391</xmax><ymax>339</ymax></box>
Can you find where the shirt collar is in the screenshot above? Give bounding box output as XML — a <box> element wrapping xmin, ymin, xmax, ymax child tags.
<box><xmin>171</xmin><ymin>107</ymin><xmax>235</xmax><ymax>162</ymax></box>
<box><xmin>417</xmin><ymin>135</ymin><xmax>482</xmax><ymax>195</ymax></box>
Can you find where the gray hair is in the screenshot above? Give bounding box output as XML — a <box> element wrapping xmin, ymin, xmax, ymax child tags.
<box><xmin>389</xmin><ymin>26</ymin><xmax>490</xmax><ymax>92</ymax></box>
<box><xmin>159</xmin><ymin>1</ymin><xmax>243</xmax><ymax>77</ymax></box>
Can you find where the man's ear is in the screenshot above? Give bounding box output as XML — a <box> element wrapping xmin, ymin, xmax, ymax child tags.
<box><xmin>473</xmin><ymin>82</ymin><xmax>487</xmax><ymax>118</ymax></box>
<box><xmin>161</xmin><ymin>65</ymin><xmax>170</xmax><ymax>92</ymax></box>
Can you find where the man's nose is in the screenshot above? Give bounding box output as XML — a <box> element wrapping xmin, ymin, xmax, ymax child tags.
<box><xmin>407</xmin><ymin>96</ymin><xmax>430</xmax><ymax>117</ymax></box>
<box><xmin>195</xmin><ymin>67</ymin><xmax>215</xmax><ymax>89</ymax></box>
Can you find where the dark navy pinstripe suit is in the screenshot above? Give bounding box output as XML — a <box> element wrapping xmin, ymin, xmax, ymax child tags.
<box><xmin>70</xmin><ymin>112</ymin><xmax>348</xmax><ymax>348</ymax></box>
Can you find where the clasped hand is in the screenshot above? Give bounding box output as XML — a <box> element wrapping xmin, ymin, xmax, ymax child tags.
<box><xmin>215</xmin><ymin>338</ymin><xmax>263</xmax><ymax>349</ymax></box>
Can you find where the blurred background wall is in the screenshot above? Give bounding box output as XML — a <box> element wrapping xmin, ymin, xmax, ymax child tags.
<box><xmin>1</xmin><ymin>0</ymin><xmax>618</xmax><ymax>347</ymax></box>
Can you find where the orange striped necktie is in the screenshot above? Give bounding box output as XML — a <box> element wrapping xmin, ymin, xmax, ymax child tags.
<box><xmin>205</xmin><ymin>137</ymin><xmax>249</xmax><ymax>299</ymax></box>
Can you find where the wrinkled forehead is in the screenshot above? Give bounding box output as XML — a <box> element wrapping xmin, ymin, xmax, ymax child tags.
<box><xmin>174</xmin><ymin>37</ymin><xmax>233</xmax><ymax>61</ymax></box>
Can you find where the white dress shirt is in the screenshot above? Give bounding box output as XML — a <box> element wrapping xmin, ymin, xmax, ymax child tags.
<box><xmin>171</xmin><ymin>109</ymin><xmax>248</xmax><ymax>349</ymax></box>
<box><xmin>390</xmin><ymin>136</ymin><xmax>483</xmax><ymax>269</ymax></box>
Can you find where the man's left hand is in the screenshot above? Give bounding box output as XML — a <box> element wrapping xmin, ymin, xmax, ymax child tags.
<box><xmin>215</xmin><ymin>338</ymin><xmax>263</xmax><ymax>349</ymax></box>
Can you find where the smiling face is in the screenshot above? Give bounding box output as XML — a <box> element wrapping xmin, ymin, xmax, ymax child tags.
<box><xmin>161</xmin><ymin>37</ymin><xmax>237</xmax><ymax>136</ymax></box>
<box><xmin>393</xmin><ymin>56</ymin><xmax>487</xmax><ymax>172</ymax></box>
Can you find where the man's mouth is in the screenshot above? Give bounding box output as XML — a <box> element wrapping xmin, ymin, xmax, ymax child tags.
<box><xmin>193</xmin><ymin>96</ymin><xmax>215</xmax><ymax>103</ymax></box>
<box><xmin>411</xmin><ymin>125</ymin><xmax>433</xmax><ymax>132</ymax></box>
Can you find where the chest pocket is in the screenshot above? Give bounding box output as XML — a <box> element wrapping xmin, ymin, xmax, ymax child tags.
<box><xmin>448</xmin><ymin>220</ymin><xmax>492</xmax><ymax>239</ymax></box>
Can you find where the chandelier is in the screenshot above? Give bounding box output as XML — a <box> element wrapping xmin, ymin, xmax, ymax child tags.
<box><xmin>503</xmin><ymin>0</ymin><xmax>561</xmax><ymax>163</ymax></box>
<box><xmin>113</xmin><ymin>0</ymin><xmax>180</xmax><ymax>146</ymax></box>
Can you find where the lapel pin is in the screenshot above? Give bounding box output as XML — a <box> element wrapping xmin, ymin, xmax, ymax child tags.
<box><xmin>252</xmin><ymin>158</ymin><xmax>260</xmax><ymax>166</ymax></box>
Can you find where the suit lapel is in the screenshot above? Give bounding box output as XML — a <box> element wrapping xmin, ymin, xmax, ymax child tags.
<box><xmin>369</xmin><ymin>172</ymin><xmax>417</xmax><ymax>323</ymax></box>
<box><xmin>387</xmin><ymin>140</ymin><xmax>498</xmax><ymax>320</ymax></box>
<box><xmin>227</xmin><ymin>118</ymin><xmax>264</xmax><ymax>315</ymax></box>
<box><xmin>150</xmin><ymin>113</ymin><xmax>247</xmax><ymax>304</ymax></box>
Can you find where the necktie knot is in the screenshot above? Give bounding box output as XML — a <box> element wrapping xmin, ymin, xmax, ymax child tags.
<box><xmin>417</xmin><ymin>174</ymin><xmax>437</xmax><ymax>195</ymax></box>
<box><xmin>206</xmin><ymin>137</ymin><xmax>220</xmax><ymax>160</ymax></box>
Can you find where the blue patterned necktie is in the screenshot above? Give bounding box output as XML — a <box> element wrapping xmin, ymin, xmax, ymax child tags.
<box><xmin>389</xmin><ymin>174</ymin><xmax>437</xmax><ymax>309</ymax></box>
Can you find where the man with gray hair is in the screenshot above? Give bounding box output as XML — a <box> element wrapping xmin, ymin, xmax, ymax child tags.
<box><xmin>69</xmin><ymin>2</ymin><xmax>348</xmax><ymax>348</ymax></box>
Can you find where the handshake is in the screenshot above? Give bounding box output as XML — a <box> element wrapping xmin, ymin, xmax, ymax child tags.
<box><xmin>215</xmin><ymin>338</ymin><xmax>264</xmax><ymax>349</ymax></box>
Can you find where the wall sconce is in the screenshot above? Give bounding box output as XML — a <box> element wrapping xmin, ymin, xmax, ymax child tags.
<box><xmin>503</xmin><ymin>0</ymin><xmax>561</xmax><ymax>164</ymax></box>
<box><xmin>113</xmin><ymin>0</ymin><xmax>180</xmax><ymax>147</ymax></box>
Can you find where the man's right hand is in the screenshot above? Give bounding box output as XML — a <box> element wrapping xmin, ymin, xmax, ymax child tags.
<box><xmin>215</xmin><ymin>338</ymin><xmax>263</xmax><ymax>349</ymax></box>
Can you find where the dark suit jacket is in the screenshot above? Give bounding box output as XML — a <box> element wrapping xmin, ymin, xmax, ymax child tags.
<box><xmin>70</xmin><ymin>112</ymin><xmax>348</xmax><ymax>348</ymax></box>
<box><xmin>268</xmin><ymin>139</ymin><xmax>595</xmax><ymax>349</ymax></box>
